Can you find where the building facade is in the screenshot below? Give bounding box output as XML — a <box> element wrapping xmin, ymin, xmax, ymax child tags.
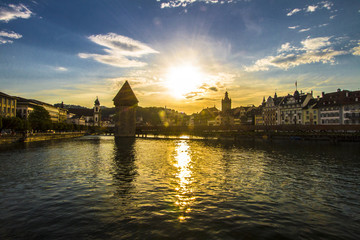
<box><xmin>0</xmin><ymin>92</ymin><xmax>17</xmax><ymax>118</ymax></box>
<box><xmin>302</xmin><ymin>99</ymin><xmax>319</xmax><ymax>125</ymax></box>
<box><xmin>278</xmin><ymin>91</ymin><xmax>313</xmax><ymax>125</ymax></box>
<box><xmin>263</xmin><ymin>93</ymin><xmax>282</xmax><ymax>125</ymax></box>
<box><xmin>16</xmin><ymin>97</ymin><xmax>67</xmax><ymax>123</ymax></box>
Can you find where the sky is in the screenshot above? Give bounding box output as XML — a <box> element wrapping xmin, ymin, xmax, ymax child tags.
<box><xmin>0</xmin><ymin>0</ymin><xmax>359</xmax><ymax>113</ymax></box>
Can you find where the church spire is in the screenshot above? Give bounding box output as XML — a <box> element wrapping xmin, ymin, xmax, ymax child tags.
<box><xmin>222</xmin><ymin>91</ymin><xmax>231</xmax><ymax>113</ymax></box>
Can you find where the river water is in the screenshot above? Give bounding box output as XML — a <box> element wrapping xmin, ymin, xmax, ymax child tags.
<box><xmin>0</xmin><ymin>136</ymin><xmax>360</xmax><ymax>239</ymax></box>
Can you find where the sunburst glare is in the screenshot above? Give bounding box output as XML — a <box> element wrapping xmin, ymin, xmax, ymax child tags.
<box><xmin>165</xmin><ymin>64</ymin><xmax>206</xmax><ymax>98</ymax></box>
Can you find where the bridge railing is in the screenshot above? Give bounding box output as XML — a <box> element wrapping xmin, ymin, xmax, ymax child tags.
<box><xmin>136</xmin><ymin>124</ymin><xmax>360</xmax><ymax>134</ymax></box>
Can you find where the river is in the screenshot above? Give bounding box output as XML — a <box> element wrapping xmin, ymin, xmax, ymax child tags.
<box><xmin>1</xmin><ymin>136</ymin><xmax>360</xmax><ymax>239</ymax></box>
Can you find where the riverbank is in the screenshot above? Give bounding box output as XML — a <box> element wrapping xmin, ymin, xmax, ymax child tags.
<box><xmin>0</xmin><ymin>132</ymin><xmax>86</xmax><ymax>144</ymax></box>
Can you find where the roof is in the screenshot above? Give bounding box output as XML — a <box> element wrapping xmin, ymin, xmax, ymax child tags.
<box><xmin>318</xmin><ymin>89</ymin><xmax>360</xmax><ymax>107</ymax></box>
<box><xmin>113</xmin><ymin>81</ymin><xmax>139</xmax><ymax>106</ymax></box>
<box><xmin>0</xmin><ymin>92</ymin><xmax>16</xmax><ymax>99</ymax></box>
<box><xmin>199</xmin><ymin>107</ymin><xmax>219</xmax><ymax>119</ymax></box>
<box><xmin>302</xmin><ymin>98</ymin><xmax>319</xmax><ymax>109</ymax></box>
<box><xmin>94</xmin><ymin>97</ymin><xmax>100</xmax><ymax>105</ymax></box>
<box><xmin>280</xmin><ymin>94</ymin><xmax>308</xmax><ymax>106</ymax></box>
<box><xmin>16</xmin><ymin>97</ymin><xmax>55</xmax><ymax>108</ymax></box>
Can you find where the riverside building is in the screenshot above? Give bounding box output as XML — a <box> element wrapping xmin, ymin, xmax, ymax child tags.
<box><xmin>0</xmin><ymin>92</ymin><xmax>17</xmax><ymax>118</ymax></box>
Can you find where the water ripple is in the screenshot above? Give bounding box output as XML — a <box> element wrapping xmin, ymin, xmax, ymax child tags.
<box><xmin>1</xmin><ymin>137</ymin><xmax>360</xmax><ymax>239</ymax></box>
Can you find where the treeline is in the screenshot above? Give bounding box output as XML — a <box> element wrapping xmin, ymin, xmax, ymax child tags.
<box><xmin>0</xmin><ymin>105</ymin><xmax>94</xmax><ymax>133</ymax></box>
<box><xmin>101</xmin><ymin>106</ymin><xmax>188</xmax><ymax>126</ymax></box>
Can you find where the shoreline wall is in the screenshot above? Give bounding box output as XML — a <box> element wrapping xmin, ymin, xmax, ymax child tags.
<box><xmin>0</xmin><ymin>132</ymin><xmax>85</xmax><ymax>145</ymax></box>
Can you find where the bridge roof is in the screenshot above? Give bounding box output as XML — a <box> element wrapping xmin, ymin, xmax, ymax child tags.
<box><xmin>113</xmin><ymin>81</ymin><xmax>139</xmax><ymax>106</ymax></box>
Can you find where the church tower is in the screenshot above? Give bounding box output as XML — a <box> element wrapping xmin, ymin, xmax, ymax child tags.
<box><xmin>93</xmin><ymin>97</ymin><xmax>101</xmax><ymax>127</ymax></box>
<box><xmin>113</xmin><ymin>81</ymin><xmax>138</xmax><ymax>137</ymax></box>
<box><xmin>221</xmin><ymin>91</ymin><xmax>231</xmax><ymax>113</ymax></box>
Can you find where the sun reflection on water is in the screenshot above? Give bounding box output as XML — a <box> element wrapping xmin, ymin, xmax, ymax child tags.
<box><xmin>173</xmin><ymin>140</ymin><xmax>195</xmax><ymax>222</ymax></box>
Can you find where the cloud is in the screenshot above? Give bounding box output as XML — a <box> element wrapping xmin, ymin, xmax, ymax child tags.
<box><xmin>278</xmin><ymin>42</ymin><xmax>295</xmax><ymax>53</ymax></box>
<box><xmin>78</xmin><ymin>33</ymin><xmax>158</xmax><ymax>68</ymax></box>
<box><xmin>301</xmin><ymin>36</ymin><xmax>331</xmax><ymax>50</ymax></box>
<box><xmin>287</xmin><ymin>1</ymin><xmax>333</xmax><ymax>17</ymax></box>
<box><xmin>209</xmin><ymin>87</ymin><xmax>218</xmax><ymax>91</ymax></box>
<box><xmin>160</xmin><ymin>0</ymin><xmax>237</xmax><ymax>9</ymax></box>
<box><xmin>287</xmin><ymin>8</ymin><xmax>301</xmax><ymax>16</ymax></box>
<box><xmin>54</xmin><ymin>67</ymin><xmax>68</xmax><ymax>72</ymax></box>
<box><xmin>352</xmin><ymin>42</ymin><xmax>360</xmax><ymax>56</ymax></box>
<box><xmin>321</xmin><ymin>1</ymin><xmax>333</xmax><ymax>10</ymax></box>
<box><xmin>288</xmin><ymin>25</ymin><xmax>299</xmax><ymax>30</ymax></box>
<box><xmin>0</xmin><ymin>4</ymin><xmax>32</xmax><ymax>22</ymax></box>
<box><xmin>306</xmin><ymin>5</ymin><xmax>318</xmax><ymax>12</ymax></box>
<box><xmin>299</xmin><ymin>28</ymin><xmax>311</xmax><ymax>33</ymax></box>
<box><xmin>0</xmin><ymin>30</ymin><xmax>22</xmax><ymax>44</ymax></box>
<box><xmin>244</xmin><ymin>36</ymin><xmax>347</xmax><ymax>71</ymax></box>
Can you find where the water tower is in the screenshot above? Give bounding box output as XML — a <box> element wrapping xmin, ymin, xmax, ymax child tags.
<box><xmin>113</xmin><ymin>81</ymin><xmax>138</xmax><ymax>137</ymax></box>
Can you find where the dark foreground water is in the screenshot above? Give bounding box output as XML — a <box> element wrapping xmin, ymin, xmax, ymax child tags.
<box><xmin>1</xmin><ymin>136</ymin><xmax>360</xmax><ymax>240</ymax></box>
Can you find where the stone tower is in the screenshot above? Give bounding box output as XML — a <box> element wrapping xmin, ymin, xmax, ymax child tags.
<box><xmin>113</xmin><ymin>81</ymin><xmax>139</xmax><ymax>137</ymax></box>
<box><xmin>221</xmin><ymin>91</ymin><xmax>231</xmax><ymax>113</ymax></box>
<box><xmin>93</xmin><ymin>97</ymin><xmax>101</xmax><ymax>127</ymax></box>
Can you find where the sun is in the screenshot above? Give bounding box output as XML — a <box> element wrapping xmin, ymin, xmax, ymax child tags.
<box><xmin>165</xmin><ymin>64</ymin><xmax>206</xmax><ymax>98</ymax></box>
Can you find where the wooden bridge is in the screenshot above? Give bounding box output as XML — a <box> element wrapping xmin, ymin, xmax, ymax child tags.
<box><xmin>134</xmin><ymin>125</ymin><xmax>360</xmax><ymax>142</ymax></box>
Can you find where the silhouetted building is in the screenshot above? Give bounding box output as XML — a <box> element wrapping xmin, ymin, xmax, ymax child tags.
<box><xmin>113</xmin><ymin>81</ymin><xmax>138</xmax><ymax>137</ymax></box>
<box><xmin>221</xmin><ymin>91</ymin><xmax>231</xmax><ymax>113</ymax></box>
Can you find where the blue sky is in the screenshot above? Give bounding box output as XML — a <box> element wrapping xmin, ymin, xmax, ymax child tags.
<box><xmin>1</xmin><ymin>0</ymin><xmax>359</xmax><ymax>113</ymax></box>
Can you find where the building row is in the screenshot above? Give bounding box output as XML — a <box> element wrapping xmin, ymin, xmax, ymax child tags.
<box><xmin>2</xmin><ymin>87</ymin><xmax>360</xmax><ymax>128</ymax></box>
<box><xmin>0</xmin><ymin>91</ymin><xmax>102</xmax><ymax>127</ymax></box>
<box><xmin>192</xmin><ymin>88</ymin><xmax>360</xmax><ymax>127</ymax></box>
<box><xmin>260</xmin><ymin>88</ymin><xmax>360</xmax><ymax>126</ymax></box>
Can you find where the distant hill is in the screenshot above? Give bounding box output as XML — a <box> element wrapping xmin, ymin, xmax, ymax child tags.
<box><xmin>54</xmin><ymin>103</ymin><xmax>88</xmax><ymax>109</ymax></box>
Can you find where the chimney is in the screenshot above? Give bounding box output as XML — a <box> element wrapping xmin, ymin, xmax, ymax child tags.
<box><xmin>322</xmin><ymin>92</ymin><xmax>325</xmax><ymax>97</ymax></box>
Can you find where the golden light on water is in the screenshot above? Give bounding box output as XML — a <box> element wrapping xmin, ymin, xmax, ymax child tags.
<box><xmin>165</xmin><ymin>64</ymin><xmax>206</xmax><ymax>98</ymax></box>
<box><xmin>173</xmin><ymin>140</ymin><xmax>195</xmax><ymax>222</ymax></box>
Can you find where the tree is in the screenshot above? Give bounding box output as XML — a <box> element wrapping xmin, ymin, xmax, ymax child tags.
<box><xmin>28</xmin><ymin>106</ymin><xmax>52</xmax><ymax>131</ymax></box>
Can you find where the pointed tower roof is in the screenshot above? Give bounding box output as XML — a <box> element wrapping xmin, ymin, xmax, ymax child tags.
<box><xmin>224</xmin><ymin>91</ymin><xmax>230</xmax><ymax>101</ymax></box>
<box><xmin>113</xmin><ymin>81</ymin><xmax>139</xmax><ymax>106</ymax></box>
<box><xmin>94</xmin><ymin>97</ymin><xmax>100</xmax><ymax>105</ymax></box>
